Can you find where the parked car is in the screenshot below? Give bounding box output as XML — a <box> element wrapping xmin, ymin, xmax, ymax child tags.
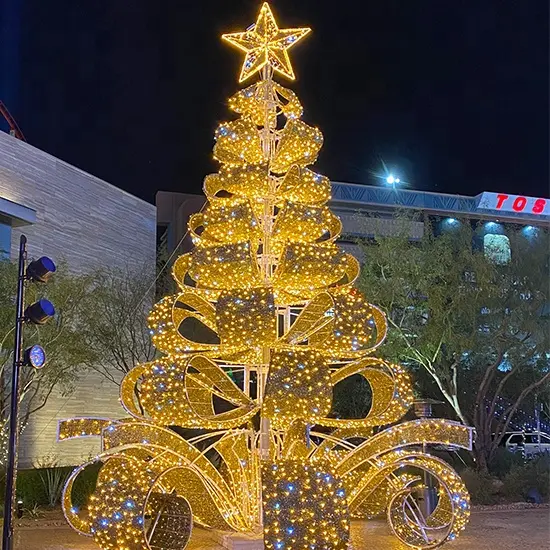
<box><xmin>500</xmin><ymin>431</ymin><xmax>550</xmax><ymax>457</ymax></box>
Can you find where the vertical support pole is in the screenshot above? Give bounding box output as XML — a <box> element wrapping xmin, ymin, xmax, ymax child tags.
<box><xmin>259</xmin><ymin>346</ymin><xmax>271</xmax><ymax>461</ymax></box>
<box><xmin>243</xmin><ymin>365</ymin><xmax>250</xmax><ymax>397</ymax></box>
<box><xmin>535</xmin><ymin>393</ymin><xmax>541</xmax><ymax>451</ymax></box>
<box><xmin>258</xmin><ymin>62</ymin><xmax>275</xmax><ymax>464</ymax></box>
<box><xmin>2</xmin><ymin>234</ymin><xmax>27</xmax><ymax>550</ymax></box>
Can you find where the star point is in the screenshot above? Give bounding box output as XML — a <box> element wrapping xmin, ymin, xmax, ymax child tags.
<box><xmin>222</xmin><ymin>2</ymin><xmax>311</xmax><ymax>82</ymax></box>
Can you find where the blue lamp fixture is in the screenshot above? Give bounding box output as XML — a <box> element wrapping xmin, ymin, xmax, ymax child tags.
<box><xmin>24</xmin><ymin>298</ymin><xmax>55</xmax><ymax>325</ymax></box>
<box><xmin>23</xmin><ymin>344</ymin><xmax>46</xmax><ymax>369</ymax></box>
<box><xmin>26</xmin><ymin>256</ymin><xmax>56</xmax><ymax>283</ymax></box>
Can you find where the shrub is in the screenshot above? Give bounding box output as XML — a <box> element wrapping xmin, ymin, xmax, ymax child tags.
<box><xmin>16</xmin><ymin>468</ymin><xmax>49</xmax><ymax>507</ymax></box>
<box><xmin>15</xmin><ymin>463</ymin><xmax>100</xmax><ymax>509</ymax></box>
<box><xmin>460</xmin><ymin>467</ymin><xmax>498</xmax><ymax>505</ymax></box>
<box><xmin>502</xmin><ymin>454</ymin><xmax>550</xmax><ymax>502</ymax></box>
<box><xmin>488</xmin><ymin>447</ymin><xmax>525</xmax><ymax>479</ymax></box>
<box><xmin>70</xmin><ymin>462</ymin><xmax>101</xmax><ymax>508</ymax></box>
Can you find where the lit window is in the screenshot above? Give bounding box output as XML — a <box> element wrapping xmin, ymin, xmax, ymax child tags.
<box><xmin>483</xmin><ymin>234</ymin><xmax>511</xmax><ymax>264</ymax></box>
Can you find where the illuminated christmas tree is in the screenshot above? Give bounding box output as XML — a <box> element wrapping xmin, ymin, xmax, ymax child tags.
<box><xmin>60</xmin><ymin>4</ymin><xmax>473</xmax><ymax>549</ymax></box>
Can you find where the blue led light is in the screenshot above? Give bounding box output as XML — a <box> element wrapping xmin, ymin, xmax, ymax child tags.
<box><xmin>522</xmin><ymin>225</ymin><xmax>539</xmax><ymax>238</ymax></box>
<box><xmin>26</xmin><ymin>344</ymin><xmax>46</xmax><ymax>369</ymax></box>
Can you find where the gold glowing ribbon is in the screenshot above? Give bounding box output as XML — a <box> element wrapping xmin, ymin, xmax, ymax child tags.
<box><xmin>189</xmin><ymin>199</ymin><xmax>260</xmax><ymax>246</ymax></box>
<box><xmin>320</xmin><ymin>358</ymin><xmax>413</xmax><ymax>428</ymax></box>
<box><xmin>228</xmin><ymin>81</ymin><xmax>303</xmax><ymax>126</ymax></box>
<box><xmin>277</xmin><ymin>165</ymin><xmax>331</xmax><ymax>205</ymax></box>
<box><xmin>57</xmin><ymin>417</ymin><xmax>118</xmax><ymax>441</ymax></box>
<box><xmin>120</xmin><ymin>356</ymin><xmax>258</xmax><ymax>429</ymax></box>
<box><xmin>213</xmin><ymin>116</ymin><xmax>264</xmax><ymax>166</ymax></box>
<box><xmin>271</xmin><ymin>119</ymin><xmax>323</xmax><ymax>173</ymax></box>
<box><xmin>62</xmin><ymin>426</ymin><xmax>259</xmax><ymax>545</ymax></box>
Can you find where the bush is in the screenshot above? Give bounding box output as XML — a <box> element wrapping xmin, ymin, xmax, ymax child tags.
<box><xmin>34</xmin><ymin>457</ymin><xmax>72</xmax><ymax>507</ymax></box>
<box><xmin>460</xmin><ymin>467</ymin><xmax>498</xmax><ymax>505</ymax></box>
<box><xmin>488</xmin><ymin>447</ymin><xmax>525</xmax><ymax>479</ymax></box>
<box><xmin>15</xmin><ymin>463</ymin><xmax>100</xmax><ymax>509</ymax></box>
<box><xmin>502</xmin><ymin>454</ymin><xmax>550</xmax><ymax>502</ymax></box>
<box><xmin>70</xmin><ymin>462</ymin><xmax>101</xmax><ymax>508</ymax></box>
<box><xmin>16</xmin><ymin>468</ymin><xmax>49</xmax><ymax>507</ymax></box>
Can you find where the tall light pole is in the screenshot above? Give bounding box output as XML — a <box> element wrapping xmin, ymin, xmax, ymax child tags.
<box><xmin>2</xmin><ymin>235</ymin><xmax>55</xmax><ymax>550</ymax></box>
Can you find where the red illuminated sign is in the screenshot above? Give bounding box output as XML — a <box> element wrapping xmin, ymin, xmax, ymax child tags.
<box><xmin>478</xmin><ymin>192</ymin><xmax>548</xmax><ymax>216</ymax></box>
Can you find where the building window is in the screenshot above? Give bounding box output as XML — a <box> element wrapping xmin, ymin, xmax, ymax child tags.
<box><xmin>0</xmin><ymin>222</ymin><xmax>11</xmax><ymax>258</ymax></box>
<box><xmin>483</xmin><ymin>234</ymin><xmax>511</xmax><ymax>264</ymax></box>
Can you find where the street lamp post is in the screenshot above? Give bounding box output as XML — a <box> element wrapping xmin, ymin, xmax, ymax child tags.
<box><xmin>2</xmin><ymin>235</ymin><xmax>55</xmax><ymax>550</ymax></box>
<box><xmin>2</xmin><ymin>236</ymin><xmax>27</xmax><ymax>550</ymax></box>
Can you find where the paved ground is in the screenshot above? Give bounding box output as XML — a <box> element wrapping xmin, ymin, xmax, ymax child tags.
<box><xmin>13</xmin><ymin>509</ymin><xmax>550</xmax><ymax>550</ymax></box>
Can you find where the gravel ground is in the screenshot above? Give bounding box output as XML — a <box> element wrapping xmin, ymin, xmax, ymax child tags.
<box><xmin>12</xmin><ymin>509</ymin><xmax>550</xmax><ymax>550</ymax></box>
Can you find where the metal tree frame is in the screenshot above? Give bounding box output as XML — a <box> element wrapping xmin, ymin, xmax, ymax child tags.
<box><xmin>59</xmin><ymin>4</ymin><xmax>473</xmax><ymax>549</ymax></box>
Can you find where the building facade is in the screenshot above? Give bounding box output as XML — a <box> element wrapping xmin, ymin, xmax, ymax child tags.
<box><xmin>0</xmin><ymin>131</ymin><xmax>156</xmax><ymax>466</ymax></box>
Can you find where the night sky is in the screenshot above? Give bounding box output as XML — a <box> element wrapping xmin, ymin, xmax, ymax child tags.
<box><xmin>2</xmin><ymin>0</ymin><xmax>549</xmax><ymax>204</ymax></box>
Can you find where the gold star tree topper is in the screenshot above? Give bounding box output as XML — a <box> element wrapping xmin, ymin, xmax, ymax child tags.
<box><xmin>222</xmin><ymin>2</ymin><xmax>311</xmax><ymax>82</ymax></box>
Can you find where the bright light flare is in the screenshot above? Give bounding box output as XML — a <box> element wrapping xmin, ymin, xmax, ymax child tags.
<box><xmin>386</xmin><ymin>175</ymin><xmax>400</xmax><ymax>185</ymax></box>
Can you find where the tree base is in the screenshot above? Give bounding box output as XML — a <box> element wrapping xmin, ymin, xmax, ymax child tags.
<box><xmin>212</xmin><ymin>530</ymin><xmax>264</xmax><ymax>550</ymax></box>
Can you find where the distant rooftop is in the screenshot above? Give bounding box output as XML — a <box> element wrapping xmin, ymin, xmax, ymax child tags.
<box><xmin>331</xmin><ymin>182</ymin><xmax>549</xmax><ymax>224</ymax></box>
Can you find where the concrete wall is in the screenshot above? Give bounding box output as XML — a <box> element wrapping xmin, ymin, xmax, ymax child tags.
<box><xmin>335</xmin><ymin>210</ymin><xmax>425</xmax><ymax>240</ymax></box>
<box><xmin>0</xmin><ymin>131</ymin><xmax>156</xmax><ymax>466</ymax></box>
<box><xmin>0</xmin><ymin>132</ymin><xmax>156</xmax><ymax>271</ymax></box>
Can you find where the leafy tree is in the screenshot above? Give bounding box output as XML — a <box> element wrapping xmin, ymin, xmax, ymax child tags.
<box><xmin>356</xmin><ymin>215</ymin><xmax>549</xmax><ymax>471</ymax></box>
<box><xmin>79</xmin><ymin>265</ymin><xmax>156</xmax><ymax>387</ymax></box>
<box><xmin>331</xmin><ymin>374</ymin><xmax>372</xmax><ymax>420</ymax></box>
<box><xmin>0</xmin><ymin>260</ymin><xmax>96</xmax><ymax>464</ymax></box>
